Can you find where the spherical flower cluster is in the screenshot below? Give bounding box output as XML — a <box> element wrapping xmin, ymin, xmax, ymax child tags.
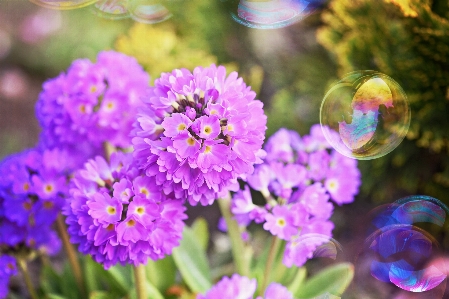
<box><xmin>197</xmin><ymin>273</ymin><xmax>293</xmax><ymax>299</ymax></box>
<box><xmin>65</xmin><ymin>152</ymin><xmax>187</xmax><ymax>269</ymax></box>
<box><xmin>132</xmin><ymin>64</ymin><xmax>267</xmax><ymax>205</ymax></box>
<box><xmin>0</xmin><ymin>255</ymin><xmax>17</xmax><ymax>299</ymax></box>
<box><xmin>0</xmin><ymin>148</ymin><xmax>72</xmax><ymax>256</ymax></box>
<box><xmin>36</xmin><ymin>50</ymin><xmax>150</xmax><ymax>161</ymax></box>
<box><xmin>231</xmin><ymin>125</ymin><xmax>361</xmax><ymax>267</ymax></box>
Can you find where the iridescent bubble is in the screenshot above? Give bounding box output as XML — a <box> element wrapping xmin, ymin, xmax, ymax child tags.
<box><xmin>128</xmin><ymin>0</ymin><xmax>172</xmax><ymax>24</ymax></box>
<box><xmin>29</xmin><ymin>0</ymin><xmax>98</xmax><ymax>10</ymax></box>
<box><xmin>92</xmin><ymin>0</ymin><xmax>130</xmax><ymax>20</ymax></box>
<box><xmin>355</xmin><ymin>196</ymin><xmax>448</xmax><ymax>297</ymax></box>
<box><xmin>222</xmin><ymin>0</ymin><xmax>325</xmax><ymax>29</ymax></box>
<box><xmin>320</xmin><ymin>71</ymin><xmax>411</xmax><ymax>160</ymax></box>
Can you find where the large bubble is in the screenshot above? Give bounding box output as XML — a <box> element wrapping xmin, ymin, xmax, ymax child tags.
<box><xmin>222</xmin><ymin>0</ymin><xmax>326</xmax><ymax>29</ymax></box>
<box><xmin>355</xmin><ymin>196</ymin><xmax>449</xmax><ymax>297</ymax></box>
<box><xmin>92</xmin><ymin>0</ymin><xmax>130</xmax><ymax>20</ymax></box>
<box><xmin>92</xmin><ymin>0</ymin><xmax>172</xmax><ymax>23</ymax></box>
<box><xmin>29</xmin><ymin>0</ymin><xmax>98</xmax><ymax>10</ymax></box>
<box><xmin>320</xmin><ymin>71</ymin><xmax>410</xmax><ymax>160</ymax></box>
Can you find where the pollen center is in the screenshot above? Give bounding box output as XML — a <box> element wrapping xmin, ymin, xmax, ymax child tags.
<box><xmin>79</xmin><ymin>104</ymin><xmax>86</xmax><ymax>113</ymax></box>
<box><xmin>127</xmin><ymin>219</ymin><xmax>136</xmax><ymax>227</ymax></box>
<box><xmin>43</xmin><ymin>201</ymin><xmax>54</xmax><ymax>209</ymax></box>
<box><xmin>177</xmin><ymin>123</ymin><xmax>186</xmax><ymax>131</ymax></box>
<box><xmin>204</xmin><ymin>126</ymin><xmax>212</xmax><ymax>134</ymax></box>
<box><xmin>23</xmin><ymin>182</ymin><xmax>30</xmax><ymax>191</ymax></box>
<box><xmin>106</xmin><ymin>224</ymin><xmax>115</xmax><ymax>231</ymax></box>
<box><xmin>90</xmin><ymin>85</ymin><xmax>97</xmax><ymax>93</ymax></box>
<box><xmin>204</xmin><ymin>146</ymin><xmax>212</xmax><ymax>153</ymax></box>
<box><xmin>227</xmin><ymin>124</ymin><xmax>234</xmax><ymax>132</ymax></box>
<box><xmin>23</xmin><ymin>202</ymin><xmax>32</xmax><ymax>211</ymax></box>
<box><xmin>187</xmin><ymin>137</ymin><xmax>196</xmax><ymax>146</ymax></box>
<box><xmin>136</xmin><ymin>207</ymin><xmax>145</xmax><ymax>215</ymax></box>
<box><xmin>276</xmin><ymin>218</ymin><xmax>286</xmax><ymax>227</ymax></box>
<box><xmin>45</xmin><ymin>184</ymin><xmax>54</xmax><ymax>193</ymax></box>
<box><xmin>107</xmin><ymin>206</ymin><xmax>116</xmax><ymax>215</ymax></box>
<box><xmin>140</xmin><ymin>188</ymin><xmax>149</xmax><ymax>196</ymax></box>
<box><xmin>106</xmin><ymin>102</ymin><xmax>114</xmax><ymax>110</ymax></box>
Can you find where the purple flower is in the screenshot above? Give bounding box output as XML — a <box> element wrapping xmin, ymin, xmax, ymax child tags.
<box><xmin>197</xmin><ymin>274</ymin><xmax>257</xmax><ymax>299</ymax></box>
<box><xmin>36</xmin><ymin>51</ymin><xmax>150</xmax><ymax>163</ymax></box>
<box><xmin>132</xmin><ymin>65</ymin><xmax>267</xmax><ymax>205</ymax></box>
<box><xmin>263</xmin><ymin>205</ymin><xmax>298</xmax><ymax>241</ymax></box>
<box><xmin>197</xmin><ymin>274</ymin><xmax>294</xmax><ymax>299</ymax></box>
<box><xmin>0</xmin><ymin>255</ymin><xmax>17</xmax><ymax>299</ymax></box>
<box><xmin>0</xmin><ymin>148</ymin><xmax>69</xmax><ymax>255</ymax></box>
<box><xmin>64</xmin><ymin>152</ymin><xmax>187</xmax><ymax>269</ymax></box>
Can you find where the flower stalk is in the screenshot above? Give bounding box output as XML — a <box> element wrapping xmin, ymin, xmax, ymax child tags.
<box><xmin>217</xmin><ymin>194</ymin><xmax>252</xmax><ymax>277</ymax></box>
<box><xmin>56</xmin><ymin>214</ymin><xmax>86</xmax><ymax>297</ymax></box>
<box><xmin>133</xmin><ymin>264</ymin><xmax>147</xmax><ymax>299</ymax></box>
<box><xmin>17</xmin><ymin>258</ymin><xmax>39</xmax><ymax>299</ymax></box>
<box><xmin>260</xmin><ymin>236</ymin><xmax>282</xmax><ymax>296</ymax></box>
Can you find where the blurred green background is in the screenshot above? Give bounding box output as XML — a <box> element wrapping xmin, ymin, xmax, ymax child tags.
<box><xmin>1</xmin><ymin>0</ymin><xmax>449</xmax><ymax>297</ymax></box>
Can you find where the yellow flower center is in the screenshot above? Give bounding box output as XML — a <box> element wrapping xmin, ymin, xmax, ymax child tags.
<box><xmin>43</xmin><ymin>201</ymin><xmax>54</xmax><ymax>209</ymax></box>
<box><xmin>90</xmin><ymin>85</ymin><xmax>97</xmax><ymax>93</ymax></box>
<box><xmin>187</xmin><ymin>137</ymin><xmax>196</xmax><ymax>146</ymax></box>
<box><xmin>23</xmin><ymin>182</ymin><xmax>30</xmax><ymax>191</ymax></box>
<box><xmin>204</xmin><ymin>146</ymin><xmax>212</xmax><ymax>153</ymax></box>
<box><xmin>126</xmin><ymin>219</ymin><xmax>136</xmax><ymax>227</ymax></box>
<box><xmin>203</xmin><ymin>126</ymin><xmax>212</xmax><ymax>134</ymax></box>
<box><xmin>140</xmin><ymin>188</ymin><xmax>149</xmax><ymax>196</ymax></box>
<box><xmin>276</xmin><ymin>218</ymin><xmax>286</xmax><ymax>227</ymax></box>
<box><xmin>107</xmin><ymin>206</ymin><xmax>116</xmax><ymax>215</ymax></box>
<box><xmin>136</xmin><ymin>207</ymin><xmax>145</xmax><ymax>215</ymax></box>
<box><xmin>178</xmin><ymin>123</ymin><xmax>186</xmax><ymax>131</ymax></box>
<box><xmin>45</xmin><ymin>184</ymin><xmax>54</xmax><ymax>193</ymax></box>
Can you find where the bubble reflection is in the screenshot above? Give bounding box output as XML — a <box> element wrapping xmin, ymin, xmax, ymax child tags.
<box><xmin>29</xmin><ymin>0</ymin><xmax>98</xmax><ymax>10</ymax></box>
<box><xmin>224</xmin><ymin>0</ymin><xmax>325</xmax><ymax>29</ymax></box>
<box><xmin>128</xmin><ymin>0</ymin><xmax>172</xmax><ymax>24</ymax></box>
<box><xmin>92</xmin><ymin>0</ymin><xmax>130</xmax><ymax>20</ymax></box>
<box><xmin>356</xmin><ymin>196</ymin><xmax>449</xmax><ymax>296</ymax></box>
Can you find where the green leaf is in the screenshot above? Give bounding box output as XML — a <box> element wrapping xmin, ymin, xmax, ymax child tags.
<box><xmin>287</xmin><ymin>267</ymin><xmax>307</xmax><ymax>295</ymax></box>
<box><xmin>191</xmin><ymin>217</ymin><xmax>209</xmax><ymax>251</ymax></box>
<box><xmin>146</xmin><ymin>256</ymin><xmax>177</xmax><ymax>293</ymax></box>
<box><xmin>128</xmin><ymin>280</ymin><xmax>165</xmax><ymax>299</ymax></box>
<box><xmin>47</xmin><ymin>294</ymin><xmax>68</xmax><ymax>299</ymax></box>
<box><xmin>172</xmin><ymin>226</ymin><xmax>212</xmax><ymax>293</ymax></box>
<box><xmin>295</xmin><ymin>263</ymin><xmax>354</xmax><ymax>299</ymax></box>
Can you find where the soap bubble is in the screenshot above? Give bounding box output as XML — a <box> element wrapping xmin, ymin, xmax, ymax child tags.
<box><xmin>29</xmin><ymin>0</ymin><xmax>98</xmax><ymax>10</ymax></box>
<box><xmin>92</xmin><ymin>0</ymin><xmax>130</xmax><ymax>20</ymax></box>
<box><xmin>320</xmin><ymin>71</ymin><xmax>410</xmax><ymax>160</ymax></box>
<box><xmin>222</xmin><ymin>0</ymin><xmax>326</xmax><ymax>29</ymax></box>
<box><xmin>355</xmin><ymin>196</ymin><xmax>449</xmax><ymax>297</ymax></box>
<box><xmin>128</xmin><ymin>0</ymin><xmax>172</xmax><ymax>24</ymax></box>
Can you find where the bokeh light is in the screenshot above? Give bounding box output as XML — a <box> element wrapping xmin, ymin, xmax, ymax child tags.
<box><xmin>222</xmin><ymin>0</ymin><xmax>325</xmax><ymax>29</ymax></box>
<box><xmin>320</xmin><ymin>71</ymin><xmax>410</xmax><ymax>160</ymax></box>
<box><xmin>355</xmin><ymin>195</ymin><xmax>449</xmax><ymax>297</ymax></box>
<box><xmin>29</xmin><ymin>0</ymin><xmax>98</xmax><ymax>10</ymax></box>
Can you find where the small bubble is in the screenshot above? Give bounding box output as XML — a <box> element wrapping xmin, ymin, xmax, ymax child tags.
<box><xmin>320</xmin><ymin>71</ymin><xmax>411</xmax><ymax>160</ymax></box>
<box><xmin>128</xmin><ymin>0</ymin><xmax>172</xmax><ymax>24</ymax></box>
<box><xmin>29</xmin><ymin>0</ymin><xmax>98</xmax><ymax>10</ymax></box>
<box><xmin>222</xmin><ymin>0</ymin><xmax>325</xmax><ymax>29</ymax></box>
<box><xmin>355</xmin><ymin>196</ymin><xmax>448</xmax><ymax>297</ymax></box>
<box><xmin>92</xmin><ymin>0</ymin><xmax>130</xmax><ymax>20</ymax></box>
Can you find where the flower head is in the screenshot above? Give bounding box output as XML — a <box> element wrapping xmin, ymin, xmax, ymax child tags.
<box><xmin>0</xmin><ymin>148</ymin><xmax>70</xmax><ymax>256</ymax></box>
<box><xmin>64</xmin><ymin>152</ymin><xmax>187</xmax><ymax>269</ymax></box>
<box><xmin>36</xmin><ymin>50</ymin><xmax>150</xmax><ymax>162</ymax></box>
<box><xmin>132</xmin><ymin>64</ymin><xmax>267</xmax><ymax>205</ymax></box>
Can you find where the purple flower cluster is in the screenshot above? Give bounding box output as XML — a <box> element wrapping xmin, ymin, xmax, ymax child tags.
<box><xmin>65</xmin><ymin>152</ymin><xmax>187</xmax><ymax>269</ymax></box>
<box><xmin>230</xmin><ymin>126</ymin><xmax>361</xmax><ymax>267</ymax></box>
<box><xmin>36</xmin><ymin>51</ymin><xmax>150</xmax><ymax>163</ymax></box>
<box><xmin>0</xmin><ymin>255</ymin><xmax>17</xmax><ymax>299</ymax></box>
<box><xmin>132</xmin><ymin>65</ymin><xmax>267</xmax><ymax>205</ymax></box>
<box><xmin>0</xmin><ymin>148</ymin><xmax>72</xmax><ymax>255</ymax></box>
<box><xmin>197</xmin><ymin>273</ymin><xmax>293</xmax><ymax>299</ymax></box>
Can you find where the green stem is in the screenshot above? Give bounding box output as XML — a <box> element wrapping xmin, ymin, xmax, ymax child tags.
<box><xmin>17</xmin><ymin>258</ymin><xmax>39</xmax><ymax>299</ymax></box>
<box><xmin>56</xmin><ymin>214</ymin><xmax>87</xmax><ymax>297</ymax></box>
<box><xmin>217</xmin><ymin>194</ymin><xmax>252</xmax><ymax>277</ymax></box>
<box><xmin>259</xmin><ymin>236</ymin><xmax>282</xmax><ymax>296</ymax></box>
<box><xmin>133</xmin><ymin>264</ymin><xmax>147</xmax><ymax>299</ymax></box>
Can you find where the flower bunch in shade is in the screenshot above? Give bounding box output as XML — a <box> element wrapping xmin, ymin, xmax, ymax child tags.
<box><xmin>36</xmin><ymin>50</ymin><xmax>150</xmax><ymax>163</ymax></box>
<box><xmin>64</xmin><ymin>152</ymin><xmax>187</xmax><ymax>269</ymax></box>
<box><xmin>0</xmin><ymin>255</ymin><xmax>17</xmax><ymax>299</ymax></box>
<box><xmin>197</xmin><ymin>273</ymin><xmax>293</xmax><ymax>299</ymax></box>
<box><xmin>132</xmin><ymin>64</ymin><xmax>267</xmax><ymax>206</ymax></box>
<box><xmin>228</xmin><ymin>125</ymin><xmax>361</xmax><ymax>267</ymax></box>
<box><xmin>0</xmin><ymin>147</ymin><xmax>74</xmax><ymax>257</ymax></box>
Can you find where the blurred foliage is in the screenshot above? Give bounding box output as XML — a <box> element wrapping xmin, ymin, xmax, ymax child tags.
<box><xmin>317</xmin><ymin>0</ymin><xmax>449</xmax><ymax>202</ymax></box>
<box><xmin>115</xmin><ymin>23</ymin><xmax>217</xmax><ymax>81</ymax></box>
